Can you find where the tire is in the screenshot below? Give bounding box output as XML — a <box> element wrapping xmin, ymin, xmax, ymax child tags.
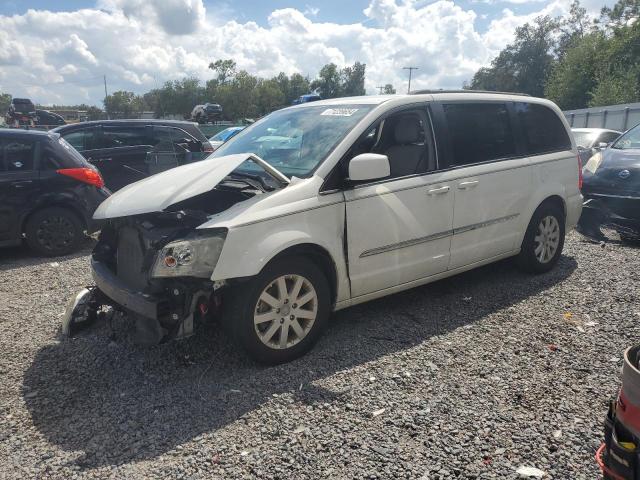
<box><xmin>25</xmin><ymin>207</ymin><xmax>84</xmax><ymax>256</ymax></box>
<box><xmin>517</xmin><ymin>202</ymin><xmax>565</xmax><ymax>273</ymax></box>
<box><xmin>223</xmin><ymin>256</ymin><xmax>331</xmax><ymax>364</ymax></box>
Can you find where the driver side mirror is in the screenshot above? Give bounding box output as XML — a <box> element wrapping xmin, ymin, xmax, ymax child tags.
<box><xmin>348</xmin><ymin>153</ymin><xmax>390</xmax><ymax>182</ymax></box>
<box><xmin>597</xmin><ymin>142</ymin><xmax>609</xmax><ymax>149</ymax></box>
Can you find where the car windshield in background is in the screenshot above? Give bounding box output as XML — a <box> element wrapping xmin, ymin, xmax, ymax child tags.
<box><xmin>612</xmin><ymin>125</ymin><xmax>640</xmax><ymax>150</ymax></box>
<box><xmin>573</xmin><ymin>132</ymin><xmax>597</xmax><ymax>148</ymax></box>
<box><xmin>211</xmin><ymin>104</ymin><xmax>374</xmax><ymax>177</ymax></box>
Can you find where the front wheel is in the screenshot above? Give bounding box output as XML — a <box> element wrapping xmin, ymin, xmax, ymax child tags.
<box><xmin>223</xmin><ymin>256</ymin><xmax>330</xmax><ymax>364</ymax></box>
<box><xmin>517</xmin><ymin>203</ymin><xmax>565</xmax><ymax>273</ymax></box>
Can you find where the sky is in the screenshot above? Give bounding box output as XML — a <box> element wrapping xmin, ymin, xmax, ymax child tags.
<box><xmin>0</xmin><ymin>0</ymin><xmax>612</xmax><ymax>106</ymax></box>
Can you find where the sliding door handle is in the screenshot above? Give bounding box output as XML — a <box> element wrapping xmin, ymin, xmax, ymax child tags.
<box><xmin>427</xmin><ymin>186</ymin><xmax>450</xmax><ymax>195</ymax></box>
<box><xmin>458</xmin><ymin>180</ymin><xmax>479</xmax><ymax>190</ymax></box>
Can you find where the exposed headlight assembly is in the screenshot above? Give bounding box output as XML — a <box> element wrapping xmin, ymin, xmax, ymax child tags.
<box><xmin>584</xmin><ymin>152</ymin><xmax>604</xmax><ymax>174</ymax></box>
<box><xmin>152</xmin><ymin>229</ymin><xmax>227</xmax><ymax>278</ymax></box>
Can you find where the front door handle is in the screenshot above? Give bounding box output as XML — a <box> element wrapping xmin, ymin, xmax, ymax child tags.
<box><xmin>11</xmin><ymin>180</ymin><xmax>33</xmax><ymax>188</ymax></box>
<box><xmin>458</xmin><ymin>180</ymin><xmax>479</xmax><ymax>190</ymax></box>
<box><xmin>427</xmin><ymin>186</ymin><xmax>450</xmax><ymax>195</ymax></box>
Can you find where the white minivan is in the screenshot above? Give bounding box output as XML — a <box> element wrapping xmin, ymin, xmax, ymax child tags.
<box><xmin>64</xmin><ymin>91</ymin><xmax>582</xmax><ymax>364</ymax></box>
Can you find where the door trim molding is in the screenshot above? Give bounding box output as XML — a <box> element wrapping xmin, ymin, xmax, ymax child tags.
<box><xmin>359</xmin><ymin>213</ymin><xmax>520</xmax><ymax>258</ymax></box>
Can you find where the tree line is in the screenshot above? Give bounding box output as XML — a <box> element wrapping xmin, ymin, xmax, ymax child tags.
<box><xmin>468</xmin><ymin>0</ymin><xmax>640</xmax><ymax>110</ymax></box>
<box><xmin>1</xmin><ymin>61</ymin><xmax>383</xmax><ymax>122</ymax></box>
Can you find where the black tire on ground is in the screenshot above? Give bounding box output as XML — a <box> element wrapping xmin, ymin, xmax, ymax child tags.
<box><xmin>24</xmin><ymin>207</ymin><xmax>84</xmax><ymax>256</ymax></box>
<box><xmin>517</xmin><ymin>201</ymin><xmax>566</xmax><ymax>273</ymax></box>
<box><xmin>223</xmin><ymin>255</ymin><xmax>331</xmax><ymax>364</ymax></box>
<box><xmin>619</xmin><ymin>233</ymin><xmax>640</xmax><ymax>246</ymax></box>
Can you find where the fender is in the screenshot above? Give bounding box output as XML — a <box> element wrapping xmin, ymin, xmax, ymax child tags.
<box><xmin>211</xmin><ymin>201</ymin><xmax>351</xmax><ymax>304</ymax></box>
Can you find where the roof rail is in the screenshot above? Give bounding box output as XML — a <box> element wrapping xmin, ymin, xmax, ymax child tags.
<box><xmin>410</xmin><ymin>89</ymin><xmax>530</xmax><ymax>97</ymax></box>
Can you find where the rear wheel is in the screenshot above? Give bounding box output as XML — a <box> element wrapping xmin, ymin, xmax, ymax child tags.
<box><xmin>517</xmin><ymin>202</ymin><xmax>565</xmax><ymax>273</ymax></box>
<box><xmin>223</xmin><ymin>256</ymin><xmax>330</xmax><ymax>364</ymax></box>
<box><xmin>25</xmin><ymin>207</ymin><xmax>84</xmax><ymax>256</ymax></box>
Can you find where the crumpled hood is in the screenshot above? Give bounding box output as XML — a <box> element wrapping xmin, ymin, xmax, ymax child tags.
<box><xmin>93</xmin><ymin>153</ymin><xmax>252</xmax><ymax>220</ymax></box>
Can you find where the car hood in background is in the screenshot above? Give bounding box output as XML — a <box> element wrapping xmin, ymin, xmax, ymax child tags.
<box><xmin>93</xmin><ymin>153</ymin><xmax>252</xmax><ymax>220</ymax></box>
<box><xmin>584</xmin><ymin>147</ymin><xmax>640</xmax><ymax>196</ymax></box>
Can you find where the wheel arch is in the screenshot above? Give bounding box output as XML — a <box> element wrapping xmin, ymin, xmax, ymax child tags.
<box><xmin>266</xmin><ymin>242</ymin><xmax>340</xmax><ymax>307</ymax></box>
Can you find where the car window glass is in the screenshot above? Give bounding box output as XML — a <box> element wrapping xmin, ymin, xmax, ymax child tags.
<box><xmin>349</xmin><ymin>109</ymin><xmax>433</xmax><ymax>179</ymax></box>
<box><xmin>599</xmin><ymin>132</ymin><xmax>621</xmax><ymax>145</ymax></box>
<box><xmin>612</xmin><ymin>124</ymin><xmax>640</xmax><ymax>150</ymax></box>
<box><xmin>515</xmin><ymin>102</ymin><xmax>571</xmax><ymax>155</ymax></box>
<box><xmin>443</xmin><ymin>103</ymin><xmax>516</xmax><ymax>166</ymax></box>
<box><xmin>3</xmin><ymin>139</ymin><xmax>36</xmax><ymax>171</ymax></box>
<box><xmin>63</xmin><ymin>130</ymin><xmax>86</xmax><ymax>151</ymax></box>
<box><xmin>99</xmin><ymin>127</ymin><xmax>151</xmax><ymax>148</ymax></box>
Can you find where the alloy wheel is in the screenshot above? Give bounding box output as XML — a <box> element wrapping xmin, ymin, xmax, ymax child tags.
<box><xmin>534</xmin><ymin>215</ymin><xmax>560</xmax><ymax>264</ymax></box>
<box><xmin>254</xmin><ymin>274</ymin><xmax>318</xmax><ymax>350</ymax></box>
<box><xmin>35</xmin><ymin>215</ymin><xmax>75</xmax><ymax>252</ymax></box>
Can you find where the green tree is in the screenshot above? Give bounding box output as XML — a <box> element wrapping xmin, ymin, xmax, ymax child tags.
<box><xmin>383</xmin><ymin>84</ymin><xmax>396</xmax><ymax>94</ymax></box>
<box><xmin>341</xmin><ymin>62</ymin><xmax>366</xmax><ymax>96</ymax></box>
<box><xmin>0</xmin><ymin>92</ymin><xmax>11</xmax><ymax>114</ymax></box>
<box><xmin>208</xmin><ymin>59</ymin><xmax>237</xmax><ymax>85</ymax></box>
<box><xmin>311</xmin><ymin>63</ymin><xmax>342</xmax><ymax>98</ymax></box>
<box><xmin>104</xmin><ymin>90</ymin><xmax>145</xmax><ymax>119</ymax></box>
<box><xmin>469</xmin><ymin>16</ymin><xmax>558</xmax><ymax>96</ymax></box>
<box><xmin>545</xmin><ymin>32</ymin><xmax>603</xmax><ymax>109</ymax></box>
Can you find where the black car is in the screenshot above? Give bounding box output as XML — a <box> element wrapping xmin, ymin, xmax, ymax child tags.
<box><xmin>578</xmin><ymin>123</ymin><xmax>640</xmax><ymax>242</ymax></box>
<box><xmin>191</xmin><ymin>103</ymin><xmax>223</xmax><ymax>124</ymax></box>
<box><xmin>36</xmin><ymin>109</ymin><xmax>66</xmax><ymax>127</ymax></box>
<box><xmin>52</xmin><ymin>120</ymin><xmax>214</xmax><ymax>191</ymax></box>
<box><xmin>0</xmin><ymin>129</ymin><xmax>110</xmax><ymax>256</ymax></box>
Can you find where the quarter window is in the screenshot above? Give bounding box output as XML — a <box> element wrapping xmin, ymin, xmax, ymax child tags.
<box><xmin>443</xmin><ymin>103</ymin><xmax>516</xmax><ymax>166</ymax></box>
<box><xmin>63</xmin><ymin>129</ymin><xmax>91</xmax><ymax>151</ymax></box>
<box><xmin>515</xmin><ymin>102</ymin><xmax>571</xmax><ymax>154</ymax></box>
<box><xmin>1</xmin><ymin>139</ymin><xmax>37</xmax><ymax>172</ymax></box>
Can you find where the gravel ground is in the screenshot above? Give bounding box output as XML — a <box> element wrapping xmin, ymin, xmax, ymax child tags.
<box><xmin>0</xmin><ymin>232</ymin><xmax>638</xmax><ymax>479</ymax></box>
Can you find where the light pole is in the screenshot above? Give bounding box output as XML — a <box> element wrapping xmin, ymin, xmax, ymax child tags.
<box><xmin>376</xmin><ymin>86</ymin><xmax>385</xmax><ymax>94</ymax></box>
<box><xmin>402</xmin><ymin>67</ymin><xmax>418</xmax><ymax>93</ymax></box>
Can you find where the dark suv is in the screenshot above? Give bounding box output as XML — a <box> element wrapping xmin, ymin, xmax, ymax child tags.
<box><xmin>0</xmin><ymin>129</ymin><xmax>109</xmax><ymax>256</ymax></box>
<box><xmin>52</xmin><ymin>120</ymin><xmax>214</xmax><ymax>191</ymax></box>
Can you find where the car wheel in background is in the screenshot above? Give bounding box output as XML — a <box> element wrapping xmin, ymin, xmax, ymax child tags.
<box><xmin>517</xmin><ymin>202</ymin><xmax>565</xmax><ymax>273</ymax></box>
<box><xmin>223</xmin><ymin>256</ymin><xmax>330</xmax><ymax>364</ymax></box>
<box><xmin>25</xmin><ymin>207</ymin><xmax>84</xmax><ymax>257</ymax></box>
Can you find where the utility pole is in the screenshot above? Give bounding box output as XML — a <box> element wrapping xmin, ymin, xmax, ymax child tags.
<box><xmin>402</xmin><ymin>67</ymin><xmax>418</xmax><ymax>93</ymax></box>
<box><xmin>376</xmin><ymin>86</ymin><xmax>385</xmax><ymax>95</ymax></box>
<box><xmin>103</xmin><ymin>75</ymin><xmax>110</xmax><ymax>120</ymax></box>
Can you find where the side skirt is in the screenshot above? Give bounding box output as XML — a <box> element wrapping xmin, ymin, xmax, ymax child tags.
<box><xmin>333</xmin><ymin>249</ymin><xmax>521</xmax><ymax>311</ymax></box>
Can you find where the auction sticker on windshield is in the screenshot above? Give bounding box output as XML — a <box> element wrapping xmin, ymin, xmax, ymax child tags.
<box><xmin>320</xmin><ymin>108</ymin><xmax>359</xmax><ymax>116</ymax></box>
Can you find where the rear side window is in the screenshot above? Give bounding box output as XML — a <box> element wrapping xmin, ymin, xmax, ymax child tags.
<box><xmin>1</xmin><ymin>138</ymin><xmax>37</xmax><ymax>172</ymax></box>
<box><xmin>443</xmin><ymin>103</ymin><xmax>516</xmax><ymax>166</ymax></box>
<box><xmin>515</xmin><ymin>103</ymin><xmax>571</xmax><ymax>155</ymax></box>
<box><xmin>99</xmin><ymin>127</ymin><xmax>152</xmax><ymax>148</ymax></box>
<box><xmin>62</xmin><ymin>129</ymin><xmax>94</xmax><ymax>151</ymax></box>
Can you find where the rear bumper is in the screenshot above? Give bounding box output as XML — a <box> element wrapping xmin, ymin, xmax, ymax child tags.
<box><xmin>91</xmin><ymin>258</ymin><xmax>160</xmax><ymax>319</ymax></box>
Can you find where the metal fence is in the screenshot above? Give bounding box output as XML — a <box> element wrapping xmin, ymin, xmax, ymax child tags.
<box><xmin>564</xmin><ymin>102</ymin><xmax>640</xmax><ymax>132</ymax></box>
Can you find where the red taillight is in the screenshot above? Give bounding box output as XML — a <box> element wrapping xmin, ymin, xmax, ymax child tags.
<box><xmin>577</xmin><ymin>154</ymin><xmax>583</xmax><ymax>190</ymax></box>
<box><xmin>203</xmin><ymin>141</ymin><xmax>214</xmax><ymax>153</ymax></box>
<box><xmin>57</xmin><ymin>167</ymin><xmax>105</xmax><ymax>188</ymax></box>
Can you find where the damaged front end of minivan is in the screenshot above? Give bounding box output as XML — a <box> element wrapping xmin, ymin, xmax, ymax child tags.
<box><xmin>62</xmin><ymin>153</ymin><xmax>288</xmax><ymax>343</ymax></box>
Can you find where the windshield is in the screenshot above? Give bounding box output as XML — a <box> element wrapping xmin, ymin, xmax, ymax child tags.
<box><xmin>211</xmin><ymin>127</ymin><xmax>242</xmax><ymax>142</ymax></box>
<box><xmin>613</xmin><ymin>124</ymin><xmax>640</xmax><ymax>150</ymax></box>
<box><xmin>573</xmin><ymin>131</ymin><xmax>597</xmax><ymax>148</ymax></box>
<box><xmin>211</xmin><ymin>104</ymin><xmax>374</xmax><ymax>177</ymax></box>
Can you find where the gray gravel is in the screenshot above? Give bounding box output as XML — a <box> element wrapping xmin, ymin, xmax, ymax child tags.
<box><xmin>0</xmin><ymin>232</ymin><xmax>638</xmax><ymax>479</ymax></box>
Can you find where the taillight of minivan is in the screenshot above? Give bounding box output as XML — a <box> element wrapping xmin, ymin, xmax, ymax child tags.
<box><xmin>57</xmin><ymin>167</ymin><xmax>105</xmax><ymax>188</ymax></box>
<box><xmin>578</xmin><ymin>154</ymin><xmax>583</xmax><ymax>190</ymax></box>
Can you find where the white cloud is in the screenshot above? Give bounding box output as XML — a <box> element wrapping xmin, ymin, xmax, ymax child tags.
<box><xmin>0</xmin><ymin>0</ymin><xmax>605</xmax><ymax>105</ymax></box>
